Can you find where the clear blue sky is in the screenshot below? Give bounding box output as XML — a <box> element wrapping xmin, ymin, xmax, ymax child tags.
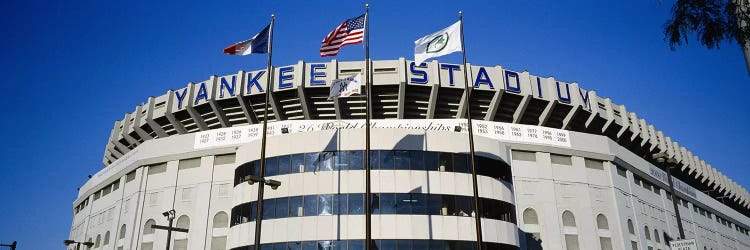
<box><xmin>1</xmin><ymin>0</ymin><xmax>748</xmax><ymax>249</ymax></box>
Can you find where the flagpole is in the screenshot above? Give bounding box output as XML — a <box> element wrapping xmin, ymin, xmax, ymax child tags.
<box><xmin>363</xmin><ymin>4</ymin><xmax>372</xmax><ymax>250</ymax></box>
<box><xmin>459</xmin><ymin>11</ymin><xmax>484</xmax><ymax>250</ymax></box>
<box><xmin>254</xmin><ymin>14</ymin><xmax>274</xmax><ymax>250</ymax></box>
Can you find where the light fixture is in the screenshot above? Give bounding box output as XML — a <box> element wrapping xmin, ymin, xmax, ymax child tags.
<box><xmin>281</xmin><ymin>127</ymin><xmax>289</xmax><ymax>134</ymax></box>
<box><xmin>162</xmin><ymin>209</ymin><xmax>176</xmax><ymax>220</ymax></box>
<box><xmin>454</xmin><ymin>126</ymin><xmax>462</xmax><ymax>132</ymax></box>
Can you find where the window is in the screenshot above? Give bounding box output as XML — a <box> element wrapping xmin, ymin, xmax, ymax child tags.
<box><xmin>562</xmin><ymin>210</ymin><xmax>576</xmax><ymax>227</ymax></box>
<box><xmin>289</xmin><ymin>196</ymin><xmax>303</xmax><ymax>217</ymax></box>
<box><xmin>119</xmin><ymin>224</ymin><xmax>126</xmax><ymax>240</ymax></box>
<box><xmin>523</xmin><ymin>208</ymin><xmax>539</xmax><ymax>225</ymax></box>
<box><xmin>305</xmin><ymin>152</ymin><xmax>319</xmax><ymax>172</ymax></box>
<box><xmin>211</xmin><ymin>236</ymin><xmax>227</xmax><ymax>250</ymax></box>
<box><xmin>141</xmin><ymin>242</ymin><xmax>153</xmax><ymax>250</ymax></box>
<box><xmin>125</xmin><ymin>170</ymin><xmax>136</xmax><ymax>183</ymax></box>
<box><xmin>631</xmin><ymin>241</ymin><xmax>639</xmax><ymax>250</ymax></box>
<box><xmin>393</xmin><ymin>151</ymin><xmax>410</xmax><ymax>170</ymax></box>
<box><xmin>303</xmin><ymin>195</ymin><xmax>318</xmax><ymax>216</ymax></box>
<box><xmin>585</xmin><ymin>159</ymin><xmax>604</xmax><ymax>170</ymax></box>
<box><xmin>599</xmin><ymin>237</ymin><xmax>613</xmax><ymax>250</ymax></box>
<box><xmin>654</xmin><ymin>229</ymin><xmax>660</xmax><ymax>243</ymax></box>
<box><xmin>103</xmin><ymin>231</ymin><xmax>110</xmax><ymax>245</ymax></box>
<box><xmin>551</xmin><ymin>154</ymin><xmax>572</xmax><ymax>166</ymax></box>
<box><xmin>174</xmin><ymin>215</ymin><xmax>190</xmax><ymax>250</ymax></box>
<box><xmin>616</xmin><ymin>166</ymin><xmax>628</xmax><ymax>177</ymax></box>
<box><xmin>645</xmin><ymin>226</ymin><xmax>651</xmax><ymax>240</ymax></box>
<box><xmin>178</xmin><ymin>157</ymin><xmax>201</xmax><ymax>170</ymax></box>
<box><xmin>597</xmin><ymin>214</ymin><xmax>609</xmax><ymax>230</ymax></box>
<box><xmin>148</xmin><ymin>163</ymin><xmax>166</xmax><ymax>175</ymax></box>
<box><xmin>213</xmin><ymin>212</ymin><xmax>228</xmax><ymax>228</ymax></box>
<box><xmin>511</xmin><ymin>150</ymin><xmax>536</xmax><ymax>161</ymax></box>
<box><xmin>214</xmin><ymin>153</ymin><xmax>236</xmax><ymax>165</ymax></box>
<box><xmin>143</xmin><ymin>219</ymin><xmax>156</xmax><ymax>235</ymax></box>
<box><xmin>565</xmin><ymin>234</ymin><xmax>580</xmax><ymax>250</ymax></box>
<box><xmin>627</xmin><ymin>219</ymin><xmax>636</xmax><ymax>235</ymax></box>
<box><xmin>95</xmin><ymin>235</ymin><xmax>101</xmax><ymax>248</ymax></box>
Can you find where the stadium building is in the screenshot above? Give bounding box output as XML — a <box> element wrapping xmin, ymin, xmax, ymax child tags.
<box><xmin>68</xmin><ymin>58</ymin><xmax>750</xmax><ymax>250</ymax></box>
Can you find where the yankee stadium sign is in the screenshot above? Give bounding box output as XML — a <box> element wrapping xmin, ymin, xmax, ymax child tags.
<box><xmin>168</xmin><ymin>60</ymin><xmax>592</xmax><ymax>113</ymax></box>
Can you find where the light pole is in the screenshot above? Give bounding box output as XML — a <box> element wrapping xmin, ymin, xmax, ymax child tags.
<box><xmin>150</xmin><ymin>209</ymin><xmax>190</xmax><ymax>250</ymax></box>
<box><xmin>652</xmin><ymin>152</ymin><xmax>686</xmax><ymax>240</ymax></box>
<box><xmin>63</xmin><ymin>240</ymin><xmax>93</xmax><ymax>250</ymax></box>
<box><xmin>245</xmin><ymin>174</ymin><xmax>281</xmax><ymax>250</ymax></box>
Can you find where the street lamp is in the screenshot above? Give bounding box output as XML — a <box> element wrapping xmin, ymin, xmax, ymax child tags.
<box><xmin>63</xmin><ymin>240</ymin><xmax>93</xmax><ymax>250</ymax></box>
<box><xmin>652</xmin><ymin>152</ymin><xmax>686</xmax><ymax>240</ymax></box>
<box><xmin>245</xmin><ymin>174</ymin><xmax>281</xmax><ymax>250</ymax></box>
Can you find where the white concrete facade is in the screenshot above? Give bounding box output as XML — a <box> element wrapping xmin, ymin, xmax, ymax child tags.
<box><xmin>69</xmin><ymin>58</ymin><xmax>750</xmax><ymax>250</ymax></box>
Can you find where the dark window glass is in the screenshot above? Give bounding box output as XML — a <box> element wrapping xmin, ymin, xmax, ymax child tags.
<box><xmin>453</xmin><ymin>154</ymin><xmax>469</xmax><ymax>173</ymax></box>
<box><xmin>318</xmin><ymin>241</ymin><xmax>335</xmax><ymax>250</ymax></box>
<box><xmin>396</xmin><ymin>240</ymin><xmax>411</xmax><ymax>250</ymax></box>
<box><xmin>302</xmin><ymin>241</ymin><xmax>316</xmax><ymax>250</ymax></box>
<box><xmin>430</xmin><ymin>240</ymin><xmax>446</xmax><ymax>249</ymax></box>
<box><xmin>303</xmin><ymin>195</ymin><xmax>318</xmax><ymax>216</ymax></box>
<box><xmin>249</xmin><ymin>202</ymin><xmax>257</xmax><ymax>221</ymax></box>
<box><xmin>286</xmin><ymin>242</ymin><xmax>302</xmax><ymax>250</ymax></box>
<box><xmin>411</xmin><ymin>193</ymin><xmax>426</xmax><ymax>214</ymax></box>
<box><xmin>252</xmin><ymin>161</ymin><xmax>261</xmax><ymax>176</ymax></box>
<box><xmin>336</xmin><ymin>151</ymin><xmax>349</xmax><ymax>171</ymax></box>
<box><xmin>371</xmin><ymin>194</ymin><xmax>381</xmax><ymax>214</ymax></box>
<box><xmin>262</xmin><ymin>198</ymin><xmax>276</xmax><ymax>219</ymax></box>
<box><xmin>455</xmin><ymin>196</ymin><xmax>473</xmax><ymax>217</ymax></box>
<box><xmin>291</xmin><ymin>154</ymin><xmax>304</xmax><ymax>173</ymax></box>
<box><xmin>265</xmin><ymin>157</ymin><xmax>278</xmax><ymax>177</ymax></box>
<box><xmin>394</xmin><ymin>151</ymin><xmax>410</xmax><ymax>170</ymax></box>
<box><xmin>348</xmin><ymin>194</ymin><xmax>364</xmax><ymax>215</ymax></box>
<box><xmin>442</xmin><ymin>195</ymin><xmax>457</xmax><ymax>216</ymax></box>
<box><xmin>380</xmin><ymin>240</ymin><xmax>396</xmax><ymax>250</ymax></box>
<box><xmin>348</xmin><ymin>240</ymin><xmax>365</xmax><ymax>250</ymax></box>
<box><xmin>439</xmin><ymin>152</ymin><xmax>453</xmax><ymax>172</ymax></box>
<box><xmin>380</xmin><ymin>150</ymin><xmax>394</xmax><ymax>169</ymax></box>
<box><xmin>412</xmin><ymin>240</ymin><xmax>429</xmax><ymax>250</ymax></box>
<box><xmin>410</xmin><ymin>151</ymin><xmax>426</xmax><ymax>170</ymax></box>
<box><xmin>305</xmin><ymin>153</ymin><xmax>319</xmax><ymax>172</ymax></box>
<box><xmin>261</xmin><ymin>244</ymin><xmax>273</xmax><ymax>250</ymax></box>
<box><xmin>289</xmin><ymin>196</ymin><xmax>303</xmax><ymax>217</ymax></box>
<box><xmin>349</xmin><ymin>151</ymin><xmax>364</xmax><ymax>170</ymax></box>
<box><xmin>395</xmin><ymin>193</ymin><xmax>413</xmax><ymax>214</ymax></box>
<box><xmin>277</xmin><ymin>155</ymin><xmax>291</xmax><ymax>175</ymax></box>
<box><xmin>273</xmin><ymin>242</ymin><xmax>288</xmax><ymax>250</ymax></box>
<box><xmin>424</xmin><ymin>151</ymin><xmax>439</xmax><ymax>171</ymax></box>
<box><xmin>379</xmin><ymin>193</ymin><xmax>395</xmax><ymax>214</ymax></box>
<box><xmin>370</xmin><ymin>151</ymin><xmax>380</xmax><ymax>169</ymax></box>
<box><xmin>272</xmin><ymin>242</ymin><xmax>286</xmax><ymax>250</ymax></box>
<box><xmin>427</xmin><ymin>194</ymin><xmax>442</xmax><ymax>215</ymax></box>
<box><xmin>319</xmin><ymin>194</ymin><xmax>334</xmax><ymax>215</ymax></box>
<box><xmin>275</xmin><ymin>197</ymin><xmax>288</xmax><ymax>219</ymax></box>
<box><xmin>334</xmin><ymin>194</ymin><xmax>346</xmax><ymax>215</ymax></box>
<box><xmin>319</xmin><ymin>152</ymin><xmax>335</xmax><ymax>171</ymax></box>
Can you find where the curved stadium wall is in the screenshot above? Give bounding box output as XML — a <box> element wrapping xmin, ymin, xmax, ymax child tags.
<box><xmin>69</xmin><ymin>58</ymin><xmax>750</xmax><ymax>250</ymax></box>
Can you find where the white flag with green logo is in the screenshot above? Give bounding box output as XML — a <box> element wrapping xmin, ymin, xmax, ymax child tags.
<box><xmin>414</xmin><ymin>21</ymin><xmax>462</xmax><ymax>65</ymax></box>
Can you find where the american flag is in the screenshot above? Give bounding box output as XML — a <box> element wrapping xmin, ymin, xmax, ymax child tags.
<box><xmin>320</xmin><ymin>14</ymin><xmax>366</xmax><ymax>57</ymax></box>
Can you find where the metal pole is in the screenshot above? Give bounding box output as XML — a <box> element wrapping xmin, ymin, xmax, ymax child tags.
<box><xmin>363</xmin><ymin>4</ymin><xmax>372</xmax><ymax>250</ymax></box>
<box><xmin>165</xmin><ymin>217</ymin><xmax>173</xmax><ymax>250</ymax></box>
<box><xmin>254</xmin><ymin>14</ymin><xmax>275</xmax><ymax>250</ymax></box>
<box><xmin>665</xmin><ymin>161</ymin><xmax>686</xmax><ymax>239</ymax></box>
<box><xmin>458</xmin><ymin>11</ymin><xmax>484</xmax><ymax>250</ymax></box>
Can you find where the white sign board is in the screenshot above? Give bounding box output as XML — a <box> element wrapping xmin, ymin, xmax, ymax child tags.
<box><xmin>670</xmin><ymin>239</ymin><xmax>697</xmax><ymax>250</ymax></box>
<box><xmin>193</xmin><ymin>119</ymin><xmax>571</xmax><ymax>149</ymax></box>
